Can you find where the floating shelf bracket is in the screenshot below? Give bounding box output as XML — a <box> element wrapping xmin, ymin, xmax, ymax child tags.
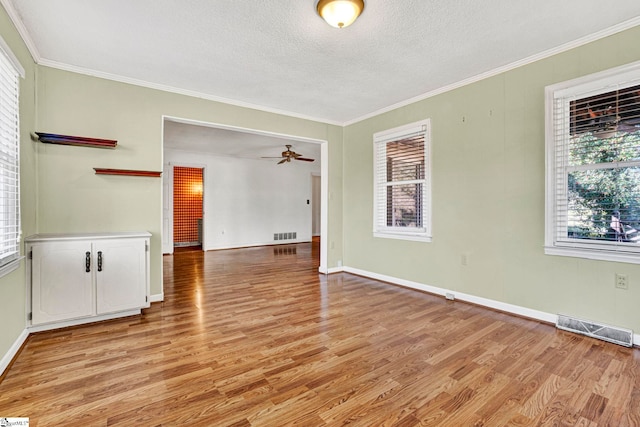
<box><xmin>94</xmin><ymin>168</ymin><xmax>162</xmax><ymax>178</ymax></box>
<box><xmin>35</xmin><ymin>132</ymin><xmax>117</xmax><ymax>149</ymax></box>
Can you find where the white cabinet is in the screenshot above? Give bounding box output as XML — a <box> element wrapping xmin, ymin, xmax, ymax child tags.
<box><xmin>30</xmin><ymin>240</ymin><xmax>94</xmax><ymax>324</ymax></box>
<box><xmin>94</xmin><ymin>238</ymin><xmax>147</xmax><ymax>315</ymax></box>
<box><xmin>26</xmin><ymin>232</ymin><xmax>151</xmax><ymax>329</ymax></box>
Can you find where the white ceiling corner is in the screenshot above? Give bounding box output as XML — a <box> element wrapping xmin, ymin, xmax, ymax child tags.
<box><xmin>0</xmin><ymin>0</ymin><xmax>40</xmax><ymax>63</ymax></box>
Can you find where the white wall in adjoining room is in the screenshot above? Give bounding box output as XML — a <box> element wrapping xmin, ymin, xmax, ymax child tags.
<box><xmin>165</xmin><ymin>148</ymin><xmax>320</xmax><ymax>251</ymax></box>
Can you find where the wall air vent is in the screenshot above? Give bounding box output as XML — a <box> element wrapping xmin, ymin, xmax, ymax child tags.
<box><xmin>556</xmin><ymin>314</ymin><xmax>633</xmax><ymax>347</ymax></box>
<box><xmin>273</xmin><ymin>232</ymin><xmax>297</xmax><ymax>241</ymax></box>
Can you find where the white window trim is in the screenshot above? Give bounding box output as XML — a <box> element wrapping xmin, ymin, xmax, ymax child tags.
<box><xmin>373</xmin><ymin>119</ymin><xmax>432</xmax><ymax>243</ymax></box>
<box><xmin>0</xmin><ymin>35</ymin><xmax>25</xmax><ymax>78</ymax></box>
<box><xmin>0</xmin><ymin>257</ymin><xmax>21</xmax><ymax>278</ymax></box>
<box><xmin>545</xmin><ymin>60</ymin><xmax>640</xmax><ymax>264</ymax></box>
<box><xmin>0</xmin><ymin>37</ymin><xmax>23</xmax><ymax>279</ymax></box>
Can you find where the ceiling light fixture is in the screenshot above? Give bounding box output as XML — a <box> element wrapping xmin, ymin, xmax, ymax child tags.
<box><xmin>316</xmin><ymin>0</ymin><xmax>365</xmax><ymax>29</ymax></box>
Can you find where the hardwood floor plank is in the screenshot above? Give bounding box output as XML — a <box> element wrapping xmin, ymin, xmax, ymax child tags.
<box><xmin>1</xmin><ymin>242</ymin><xmax>639</xmax><ymax>425</ymax></box>
<box><xmin>580</xmin><ymin>392</ymin><xmax>609</xmax><ymax>423</ymax></box>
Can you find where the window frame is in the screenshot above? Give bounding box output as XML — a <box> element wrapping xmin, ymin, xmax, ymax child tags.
<box><xmin>0</xmin><ymin>36</ymin><xmax>24</xmax><ymax>278</ymax></box>
<box><xmin>545</xmin><ymin>60</ymin><xmax>640</xmax><ymax>264</ymax></box>
<box><xmin>373</xmin><ymin>119</ymin><xmax>432</xmax><ymax>242</ymax></box>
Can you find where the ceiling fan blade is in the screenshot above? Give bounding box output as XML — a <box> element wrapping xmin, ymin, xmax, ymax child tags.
<box><xmin>266</xmin><ymin>145</ymin><xmax>310</xmax><ymax>164</ymax></box>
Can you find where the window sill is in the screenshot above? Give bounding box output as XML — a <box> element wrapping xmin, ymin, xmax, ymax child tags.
<box><xmin>544</xmin><ymin>245</ymin><xmax>640</xmax><ymax>264</ymax></box>
<box><xmin>374</xmin><ymin>232</ymin><xmax>432</xmax><ymax>243</ymax></box>
<box><xmin>0</xmin><ymin>256</ymin><xmax>23</xmax><ymax>279</ymax></box>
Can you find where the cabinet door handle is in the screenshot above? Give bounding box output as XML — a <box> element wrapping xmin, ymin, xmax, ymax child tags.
<box><xmin>85</xmin><ymin>251</ymin><xmax>91</xmax><ymax>272</ymax></box>
<box><xmin>97</xmin><ymin>251</ymin><xmax>103</xmax><ymax>272</ymax></box>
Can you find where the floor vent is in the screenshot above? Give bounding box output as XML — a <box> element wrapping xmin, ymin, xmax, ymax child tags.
<box><xmin>556</xmin><ymin>314</ymin><xmax>633</xmax><ymax>347</ymax></box>
<box><xmin>273</xmin><ymin>232</ymin><xmax>297</xmax><ymax>241</ymax></box>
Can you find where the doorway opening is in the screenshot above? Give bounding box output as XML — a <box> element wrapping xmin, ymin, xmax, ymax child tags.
<box><xmin>173</xmin><ymin>166</ymin><xmax>204</xmax><ymax>251</ymax></box>
<box><xmin>161</xmin><ymin>116</ymin><xmax>329</xmax><ymax>273</ymax></box>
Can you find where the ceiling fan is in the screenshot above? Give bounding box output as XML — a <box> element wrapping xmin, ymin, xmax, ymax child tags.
<box><xmin>262</xmin><ymin>145</ymin><xmax>315</xmax><ymax>165</ymax></box>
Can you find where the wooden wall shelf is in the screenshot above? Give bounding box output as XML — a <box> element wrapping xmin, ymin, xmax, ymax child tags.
<box><xmin>94</xmin><ymin>168</ymin><xmax>162</xmax><ymax>178</ymax></box>
<box><xmin>35</xmin><ymin>132</ymin><xmax>117</xmax><ymax>149</ymax></box>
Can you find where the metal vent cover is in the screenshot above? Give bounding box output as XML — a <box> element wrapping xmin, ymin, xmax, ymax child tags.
<box><xmin>273</xmin><ymin>232</ymin><xmax>297</xmax><ymax>241</ymax></box>
<box><xmin>556</xmin><ymin>314</ymin><xmax>633</xmax><ymax>347</ymax></box>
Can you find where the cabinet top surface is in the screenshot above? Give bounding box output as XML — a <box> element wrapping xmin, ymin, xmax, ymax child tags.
<box><xmin>25</xmin><ymin>232</ymin><xmax>152</xmax><ymax>242</ymax></box>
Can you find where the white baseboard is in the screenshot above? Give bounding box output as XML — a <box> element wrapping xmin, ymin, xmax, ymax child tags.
<box><xmin>342</xmin><ymin>266</ymin><xmax>640</xmax><ymax>346</ymax></box>
<box><xmin>326</xmin><ymin>266</ymin><xmax>344</xmax><ymax>274</ymax></box>
<box><xmin>149</xmin><ymin>293</ymin><xmax>164</xmax><ymax>303</ymax></box>
<box><xmin>0</xmin><ymin>328</ymin><xmax>28</xmax><ymax>377</ymax></box>
<box><xmin>205</xmin><ymin>239</ymin><xmax>312</xmax><ymax>251</ymax></box>
<box><xmin>343</xmin><ymin>266</ymin><xmax>557</xmax><ymax>324</ymax></box>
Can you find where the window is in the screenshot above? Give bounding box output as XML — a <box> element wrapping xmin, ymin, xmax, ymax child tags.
<box><xmin>545</xmin><ymin>61</ymin><xmax>640</xmax><ymax>263</ymax></box>
<box><xmin>373</xmin><ymin>119</ymin><xmax>431</xmax><ymax>242</ymax></box>
<box><xmin>0</xmin><ymin>38</ymin><xmax>23</xmax><ymax>276</ymax></box>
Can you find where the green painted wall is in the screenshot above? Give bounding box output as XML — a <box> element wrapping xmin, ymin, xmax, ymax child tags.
<box><xmin>35</xmin><ymin>67</ymin><xmax>344</xmax><ymax>296</ymax></box>
<box><xmin>0</xmin><ymin>5</ymin><xmax>37</xmax><ymax>361</ymax></box>
<box><xmin>343</xmin><ymin>26</ymin><xmax>640</xmax><ymax>332</ymax></box>
<box><xmin>2</xmin><ymin>0</ymin><xmax>343</xmax><ymax>365</ymax></box>
<box><xmin>3</xmin><ymin>0</ymin><xmax>639</xmax><ymax>371</ymax></box>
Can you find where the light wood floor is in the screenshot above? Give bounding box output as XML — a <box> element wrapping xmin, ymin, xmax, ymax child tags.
<box><xmin>1</xmin><ymin>242</ymin><xmax>640</xmax><ymax>426</ymax></box>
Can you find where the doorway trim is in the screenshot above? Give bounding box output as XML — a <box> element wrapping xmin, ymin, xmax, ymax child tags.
<box><xmin>161</xmin><ymin>115</ymin><xmax>330</xmax><ymax>273</ymax></box>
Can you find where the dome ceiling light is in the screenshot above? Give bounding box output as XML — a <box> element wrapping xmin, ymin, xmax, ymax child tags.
<box><xmin>316</xmin><ymin>0</ymin><xmax>365</xmax><ymax>29</ymax></box>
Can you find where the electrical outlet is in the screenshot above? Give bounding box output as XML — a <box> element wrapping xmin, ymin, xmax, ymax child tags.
<box><xmin>461</xmin><ymin>254</ymin><xmax>468</xmax><ymax>266</ymax></box>
<box><xmin>615</xmin><ymin>273</ymin><xmax>629</xmax><ymax>290</ymax></box>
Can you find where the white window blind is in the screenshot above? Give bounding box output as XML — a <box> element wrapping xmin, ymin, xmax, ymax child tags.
<box><xmin>545</xmin><ymin>62</ymin><xmax>640</xmax><ymax>262</ymax></box>
<box><xmin>0</xmin><ymin>45</ymin><xmax>21</xmax><ymax>270</ymax></box>
<box><xmin>373</xmin><ymin>119</ymin><xmax>431</xmax><ymax>241</ymax></box>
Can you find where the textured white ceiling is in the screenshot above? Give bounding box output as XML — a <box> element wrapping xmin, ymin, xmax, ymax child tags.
<box><xmin>5</xmin><ymin>0</ymin><xmax>640</xmax><ymax>124</ymax></box>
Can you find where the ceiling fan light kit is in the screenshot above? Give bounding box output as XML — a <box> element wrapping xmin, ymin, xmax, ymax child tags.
<box><xmin>316</xmin><ymin>0</ymin><xmax>365</xmax><ymax>28</ymax></box>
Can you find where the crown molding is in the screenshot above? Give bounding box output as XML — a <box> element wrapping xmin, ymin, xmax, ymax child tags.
<box><xmin>343</xmin><ymin>16</ymin><xmax>640</xmax><ymax>126</ymax></box>
<box><xmin>0</xmin><ymin>0</ymin><xmax>40</xmax><ymax>63</ymax></box>
<box><xmin>3</xmin><ymin>0</ymin><xmax>639</xmax><ymax>129</ymax></box>
<box><xmin>36</xmin><ymin>57</ymin><xmax>343</xmax><ymax>127</ymax></box>
<box><xmin>3</xmin><ymin>0</ymin><xmax>335</xmax><ymax>126</ymax></box>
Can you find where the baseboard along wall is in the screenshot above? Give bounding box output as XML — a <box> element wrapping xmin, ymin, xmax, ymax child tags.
<box><xmin>338</xmin><ymin>266</ymin><xmax>640</xmax><ymax>347</ymax></box>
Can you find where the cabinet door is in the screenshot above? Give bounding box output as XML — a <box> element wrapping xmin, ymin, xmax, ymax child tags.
<box><xmin>95</xmin><ymin>238</ymin><xmax>146</xmax><ymax>315</ymax></box>
<box><xmin>31</xmin><ymin>241</ymin><xmax>94</xmax><ymax>325</ymax></box>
